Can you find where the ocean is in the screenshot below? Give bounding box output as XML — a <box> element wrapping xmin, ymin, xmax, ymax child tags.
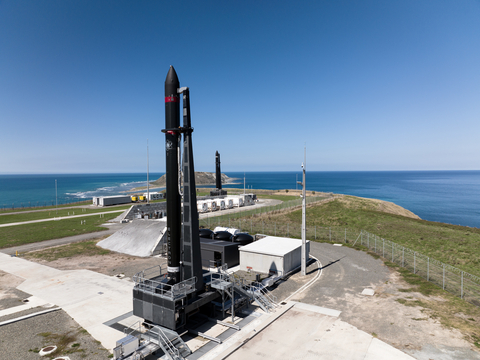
<box><xmin>0</xmin><ymin>171</ymin><xmax>479</xmax><ymax>228</ymax></box>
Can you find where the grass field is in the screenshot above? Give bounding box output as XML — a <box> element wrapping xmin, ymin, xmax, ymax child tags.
<box><xmin>0</xmin><ymin>212</ymin><xmax>119</xmax><ymax>249</ymax></box>
<box><xmin>245</xmin><ymin>195</ymin><xmax>480</xmax><ymax>277</ymax></box>
<box><xmin>25</xmin><ymin>239</ymin><xmax>111</xmax><ymax>261</ymax></box>
<box><xmin>0</xmin><ymin>206</ymin><xmax>129</xmax><ymax>225</ymax></box>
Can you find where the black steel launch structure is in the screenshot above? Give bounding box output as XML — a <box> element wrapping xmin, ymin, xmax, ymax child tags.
<box><xmin>210</xmin><ymin>151</ymin><xmax>227</xmax><ymax>196</ymax></box>
<box><xmin>132</xmin><ymin>66</ymin><xmax>218</xmax><ymax>331</ymax></box>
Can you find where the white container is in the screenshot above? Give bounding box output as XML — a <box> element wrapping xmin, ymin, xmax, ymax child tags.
<box><xmin>197</xmin><ymin>201</ymin><xmax>208</xmax><ymax>213</ymax></box>
<box><xmin>218</xmin><ymin>200</ymin><xmax>226</xmax><ymax>210</ymax></box>
<box><xmin>206</xmin><ymin>200</ymin><xmax>218</xmax><ymax>211</ymax></box>
<box><xmin>239</xmin><ymin>236</ymin><xmax>310</xmax><ymax>275</ymax></box>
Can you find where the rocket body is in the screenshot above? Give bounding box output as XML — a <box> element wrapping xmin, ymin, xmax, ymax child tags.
<box><xmin>165</xmin><ymin>66</ymin><xmax>181</xmax><ymax>283</ymax></box>
<box><xmin>215</xmin><ymin>151</ymin><xmax>221</xmax><ymax>190</ymax></box>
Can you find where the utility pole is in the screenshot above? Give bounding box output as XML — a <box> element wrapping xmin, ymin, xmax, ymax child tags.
<box><xmin>55</xmin><ymin>179</ymin><xmax>58</xmax><ymax>215</ymax></box>
<box><xmin>147</xmin><ymin>139</ymin><xmax>150</xmax><ymax>203</ymax></box>
<box><xmin>297</xmin><ymin>146</ymin><xmax>307</xmax><ymax>276</ymax></box>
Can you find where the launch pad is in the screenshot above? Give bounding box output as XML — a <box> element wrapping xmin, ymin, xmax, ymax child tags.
<box><xmin>114</xmin><ymin>66</ymin><xmax>278</xmax><ymax>359</ymax></box>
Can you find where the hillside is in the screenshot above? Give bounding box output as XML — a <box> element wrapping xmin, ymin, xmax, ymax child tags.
<box><xmin>151</xmin><ymin>172</ymin><xmax>233</xmax><ymax>187</ymax></box>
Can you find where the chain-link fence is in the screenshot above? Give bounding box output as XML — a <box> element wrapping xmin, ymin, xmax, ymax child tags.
<box><xmin>1</xmin><ymin>198</ymin><xmax>91</xmax><ymax>211</ymax></box>
<box><xmin>354</xmin><ymin>229</ymin><xmax>480</xmax><ymax>307</ymax></box>
<box><xmin>200</xmin><ymin>210</ymin><xmax>480</xmax><ymax>307</ymax></box>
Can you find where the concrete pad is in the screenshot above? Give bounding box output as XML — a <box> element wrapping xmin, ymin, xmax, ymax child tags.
<box><xmin>365</xmin><ymin>338</ymin><xmax>416</xmax><ymax>360</ymax></box>
<box><xmin>362</xmin><ymin>288</ymin><xmax>375</xmax><ymax>296</ymax></box>
<box><xmin>97</xmin><ymin>219</ymin><xmax>166</xmax><ymax>257</ymax></box>
<box><xmin>215</xmin><ymin>301</ymin><xmax>415</xmax><ymax>360</ymax></box>
<box><xmin>0</xmin><ymin>253</ymin><xmax>134</xmax><ymax>351</ymax></box>
<box><xmin>292</xmin><ymin>301</ymin><xmax>341</xmax><ymax>317</ymax></box>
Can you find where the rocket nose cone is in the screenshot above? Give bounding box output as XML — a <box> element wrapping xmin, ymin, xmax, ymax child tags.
<box><xmin>165</xmin><ymin>66</ymin><xmax>180</xmax><ymax>95</ymax></box>
<box><xmin>165</xmin><ymin>66</ymin><xmax>179</xmax><ymax>85</ymax></box>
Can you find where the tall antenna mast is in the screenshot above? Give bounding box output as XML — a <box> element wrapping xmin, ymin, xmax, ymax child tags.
<box><xmin>147</xmin><ymin>139</ymin><xmax>150</xmax><ymax>203</ymax></box>
<box><xmin>297</xmin><ymin>144</ymin><xmax>307</xmax><ymax>276</ymax></box>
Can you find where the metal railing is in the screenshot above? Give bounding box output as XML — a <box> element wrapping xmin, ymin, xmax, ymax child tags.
<box><xmin>133</xmin><ymin>265</ymin><xmax>197</xmax><ymax>300</ymax></box>
<box><xmin>199</xmin><ymin>195</ymin><xmax>333</xmax><ymax>229</ymax></box>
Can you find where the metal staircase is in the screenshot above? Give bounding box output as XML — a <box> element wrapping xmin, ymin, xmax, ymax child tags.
<box><xmin>144</xmin><ymin>325</ymin><xmax>191</xmax><ymax>360</ymax></box>
<box><xmin>113</xmin><ymin>322</ymin><xmax>191</xmax><ymax>360</ymax></box>
<box><xmin>221</xmin><ymin>271</ymin><xmax>278</xmax><ymax>313</ymax></box>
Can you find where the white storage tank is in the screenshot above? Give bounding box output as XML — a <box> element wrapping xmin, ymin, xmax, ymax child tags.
<box><xmin>213</xmin><ymin>226</ymin><xmax>240</xmax><ymax>236</ymax></box>
<box><xmin>239</xmin><ymin>236</ymin><xmax>310</xmax><ymax>276</ymax></box>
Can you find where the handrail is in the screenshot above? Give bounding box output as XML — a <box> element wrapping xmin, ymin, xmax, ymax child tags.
<box><xmin>133</xmin><ymin>266</ymin><xmax>196</xmax><ymax>300</ymax></box>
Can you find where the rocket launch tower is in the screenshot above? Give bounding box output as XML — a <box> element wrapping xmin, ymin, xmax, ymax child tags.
<box><xmin>132</xmin><ymin>66</ymin><xmax>219</xmax><ymax>331</ymax></box>
<box><xmin>210</xmin><ymin>151</ymin><xmax>227</xmax><ymax>196</ymax></box>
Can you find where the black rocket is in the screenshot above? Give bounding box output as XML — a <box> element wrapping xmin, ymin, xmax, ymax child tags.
<box><xmin>164</xmin><ymin>66</ymin><xmax>181</xmax><ymax>284</ymax></box>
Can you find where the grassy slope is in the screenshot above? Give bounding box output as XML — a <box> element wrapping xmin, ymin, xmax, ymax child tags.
<box><xmin>0</xmin><ymin>206</ymin><xmax>129</xmax><ymax>225</ymax></box>
<box><xmin>0</xmin><ymin>212</ymin><xmax>119</xmax><ymax>248</ymax></box>
<box><xmin>257</xmin><ymin>195</ymin><xmax>480</xmax><ymax>277</ymax></box>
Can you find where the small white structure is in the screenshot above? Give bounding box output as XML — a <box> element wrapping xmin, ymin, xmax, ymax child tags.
<box><xmin>226</xmin><ymin>196</ymin><xmax>244</xmax><ymax>207</ymax></box>
<box><xmin>226</xmin><ymin>199</ymin><xmax>234</xmax><ymax>208</ymax></box>
<box><xmin>144</xmin><ymin>192</ymin><xmax>164</xmax><ymax>201</ymax></box>
<box><xmin>218</xmin><ymin>199</ymin><xmax>226</xmax><ymax>210</ymax></box>
<box><xmin>206</xmin><ymin>200</ymin><xmax>218</xmax><ymax>211</ymax></box>
<box><xmin>197</xmin><ymin>201</ymin><xmax>208</xmax><ymax>213</ymax></box>
<box><xmin>93</xmin><ymin>195</ymin><xmax>132</xmax><ymax>207</ymax></box>
<box><xmin>239</xmin><ymin>236</ymin><xmax>310</xmax><ymax>276</ymax></box>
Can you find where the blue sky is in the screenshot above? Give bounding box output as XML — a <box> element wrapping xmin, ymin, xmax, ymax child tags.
<box><xmin>1</xmin><ymin>0</ymin><xmax>479</xmax><ymax>174</ymax></box>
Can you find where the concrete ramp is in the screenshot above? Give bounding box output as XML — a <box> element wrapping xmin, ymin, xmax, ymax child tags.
<box><xmin>97</xmin><ymin>219</ymin><xmax>166</xmax><ymax>257</ymax></box>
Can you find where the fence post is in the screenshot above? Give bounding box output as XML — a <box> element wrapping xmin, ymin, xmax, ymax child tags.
<box><xmin>443</xmin><ymin>264</ymin><xmax>445</xmax><ymax>290</ymax></box>
<box><xmin>461</xmin><ymin>271</ymin><xmax>464</xmax><ymax>299</ymax></box>
<box><xmin>427</xmin><ymin>257</ymin><xmax>429</xmax><ymax>281</ymax></box>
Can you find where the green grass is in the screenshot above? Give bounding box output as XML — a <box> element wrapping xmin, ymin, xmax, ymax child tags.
<box><xmin>0</xmin><ymin>213</ymin><xmax>119</xmax><ymax>249</ymax></box>
<box><xmin>255</xmin><ymin>194</ymin><xmax>298</xmax><ymax>201</ymax></box>
<box><xmin>25</xmin><ymin>240</ymin><xmax>111</xmax><ymax>261</ymax></box>
<box><xmin>267</xmin><ymin>196</ymin><xmax>480</xmax><ymax>277</ymax></box>
<box><xmin>0</xmin><ymin>206</ymin><xmax>128</xmax><ymax>225</ymax></box>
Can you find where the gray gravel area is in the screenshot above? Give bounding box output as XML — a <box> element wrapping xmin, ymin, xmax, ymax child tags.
<box><xmin>0</xmin><ymin>287</ymin><xmax>31</xmax><ymax>310</ymax></box>
<box><xmin>0</xmin><ymin>309</ymin><xmax>111</xmax><ymax>360</ymax></box>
